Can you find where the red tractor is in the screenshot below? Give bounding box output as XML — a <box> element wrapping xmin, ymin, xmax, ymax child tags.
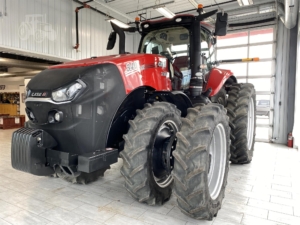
<box><xmin>11</xmin><ymin>5</ymin><xmax>256</xmax><ymax>220</ymax></box>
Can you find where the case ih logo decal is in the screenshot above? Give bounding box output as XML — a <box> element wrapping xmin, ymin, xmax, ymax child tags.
<box><xmin>125</xmin><ymin>61</ymin><xmax>140</xmax><ymax>76</ymax></box>
<box><xmin>31</xmin><ymin>92</ymin><xmax>48</xmax><ymax>97</ymax></box>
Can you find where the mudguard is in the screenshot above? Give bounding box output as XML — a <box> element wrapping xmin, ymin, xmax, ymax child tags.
<box><xmin>205</xmin><ymin>68</ymin><xmax>234</xmax><ymax>96</ymax></box>
<box><xmin>106</xmin><ymin>88</ymin><xmax>193</xmax><ymax>150</ymax></box>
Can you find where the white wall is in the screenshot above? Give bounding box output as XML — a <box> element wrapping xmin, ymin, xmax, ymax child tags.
<box><xmin>273</xmin><ymin>20</ymin><xmax>298</xmax><ymax>144</ymax></box>
<box><xmin>0</xmin><ymin>0</ymin><xmax>140</xmax><ymax>62</ymax></box>
<box><xmin>0</xmin><ymin>85</ymin><xmax>19</xmax><ymax>92</ymax></box>
<box><xmin>23</xmin><ymin>78</ymin><xmax>31</xmax><ymax>121</ymax></box>
<box><xmin>19</xmin><ymin>85</ymin><xmax>26</xmax><ymax>117</ymax></box>
<box><xmin>0</xmin><ymin>78</ymin><xmax>24</xmax><ymax>92</ymax></box>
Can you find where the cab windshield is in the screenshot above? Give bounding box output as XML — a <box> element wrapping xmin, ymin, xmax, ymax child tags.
<box><xmin>139</xmin><ymin>26</ymin><xmax>215</xmax><ymax>68</ymax></box>
<box><xmin>139</xmin><ymin>26</ymin><xmax>190</xmax><ymax>60</ymax></box>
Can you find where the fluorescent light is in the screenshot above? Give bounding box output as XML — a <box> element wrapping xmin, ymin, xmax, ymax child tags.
<box><xmin>93</xmin><ymin>0</ymin><xmax>135</xmax><ymax>22</ymax></box>
<box><xmin>107</xmin><ymin>19</ymin><xmax>130</xmax><ymax>28</ymax></box>
<box><xmin>242</xmin><ymin>0</ymin><xmax>249</xmax><ymax>5</ymax></box>
<box><xmin>188</xmin><ymin>0</ymin><xmax>198</xmax><ymax>8</ymax></box>
<box><xmin>237</xmin><ymin>0</ymin><xmax>253</xmax><ymax>6</ymax></box>
<box><xmin>154</xmin><ymin>6</ymin><xmax>175</xmax><ymax>18</ymax></box>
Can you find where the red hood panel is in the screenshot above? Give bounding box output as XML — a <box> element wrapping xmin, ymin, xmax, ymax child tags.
<box><xmin>50</xmin><ymin>54</ymin><xmax>172</xmax><ymax>94</ymax></box>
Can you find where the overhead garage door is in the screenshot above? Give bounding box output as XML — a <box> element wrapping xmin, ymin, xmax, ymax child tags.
<box><xmin>216</xmin><ymin>27</ymin><xmax>275</xmax><ymax>142</ymax></box>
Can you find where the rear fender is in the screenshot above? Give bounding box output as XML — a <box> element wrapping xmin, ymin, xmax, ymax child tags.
<box><xmin>205</xmin><ymin>68</ymin><xmax>235</xmax><ymax>96</ymax></box>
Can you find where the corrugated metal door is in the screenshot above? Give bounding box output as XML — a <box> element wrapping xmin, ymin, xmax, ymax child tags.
<box><xmin>216</xmin><ymin>26</ymin><xmax>276</xmax><ymax>142</ymax></box>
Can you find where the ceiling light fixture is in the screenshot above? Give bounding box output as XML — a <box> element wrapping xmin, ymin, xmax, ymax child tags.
<box><xmin>126</xmin><ymin>1</ymin><xmax>174</xmax><ymax>14</ymax></box>
<box><xmin>107</xmin><ymin>18</ymin><xmax>130</xmax><ymax>28</ymax></box>
<box><xmin>188</xmin><ymin>0</ymin><xmax>199</xmax><ymax>8</ymax></box>
<box><xmin>93</xmin><ymin>0</ymin><xmax>135</xmax><ymax>22</ymax></box>
<box><xmin>237</xmin><ymin>0</ymin><xmax>254</xmax><ymax>6</ymax></box>
<box><xmin>154</xmin><ymin>5</ymin><xmax>175</xmax><ymax>18</ymax></box>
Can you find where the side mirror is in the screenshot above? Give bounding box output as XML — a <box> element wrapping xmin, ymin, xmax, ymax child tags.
<box><xmin>215</xmin><ymin>12</ymin><xmax>228</xmax><ymax>36</ymax></box>
<box><xmin>107</xmin><ymin>31</ymin><xmax>117</xmax><ymax>50</ymax></box>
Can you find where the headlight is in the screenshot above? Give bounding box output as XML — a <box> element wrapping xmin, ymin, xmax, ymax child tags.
<box><xmin>52</xmin><ymin>81</ymin><xmax>84</xmax><ymax>102</ymax></box>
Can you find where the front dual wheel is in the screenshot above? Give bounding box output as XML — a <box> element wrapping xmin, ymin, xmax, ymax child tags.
<box><xmin>120</xmin><ymin>102</ymin><xmax>181</xmax><ymax>205</ymax></box>
<box><xmin>120</xmin><ymin>102</ymin><xmax>230</xmax><ymax>221</ymax></box>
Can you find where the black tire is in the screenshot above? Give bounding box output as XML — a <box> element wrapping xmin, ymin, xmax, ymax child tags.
<box><xmin>211</xmin><ymin>87</ymin><xmax>227</xmax><ymax>107</ymax></box>
<box><xmin>173</xmin><ymin>103</ymin><xmax>230</xmax><ymax>220</ymax></box>
<box><xmin>120</xmin><ymin>102</ymin><xmax>181</xmax><ymax>205</ymax></box>
<box><xmin>53</xmin><ymin>167</ymin><xmax>110</xmax><ymax>184</ymax></box>
<box><xmin>226</xmin><ymin>83</ymin><xmax>256</xmax><ymax>164</ymax></box>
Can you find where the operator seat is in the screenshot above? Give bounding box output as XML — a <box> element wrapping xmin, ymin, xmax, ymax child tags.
<box><xmin>173</xmin><ymin>56</ymin><xmax>189</xmax><ymax>71</ymax></box>
<box><xmin>172</xmin><ymin>56</ymin><xmax>190</xmax><ymax>90</ymax></box>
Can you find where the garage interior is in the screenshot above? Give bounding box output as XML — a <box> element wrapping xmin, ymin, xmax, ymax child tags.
<box><xmin>0</xmin><ymin>0</ymin><xmax>300</xmax><ymax>224</ymax></box>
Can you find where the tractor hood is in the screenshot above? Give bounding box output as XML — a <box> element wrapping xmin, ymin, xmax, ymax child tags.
<box><xmin>28</xmin><ymin>54</ymin><xmax>140</xmax><ymax>91</ymax></box>
<box><xmin>27</xmin><ymin>66</ymin><xmax>91</xmax><ymax>91</ymax></box>
<box><xmin>50</xmin><ymin>54</ymin><xmax>141</xmax><ymax>69</ymax></box>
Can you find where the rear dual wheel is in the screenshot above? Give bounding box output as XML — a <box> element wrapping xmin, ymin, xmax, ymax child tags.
<box><xmin>226</xmin><ymin>83</ymin><xmax>256</xmax><ymax>164</ymax></box>
<box><xmin>211</xmin><ymin>83</ymin><xmax>256</xmax><ymax>164</ymax></box>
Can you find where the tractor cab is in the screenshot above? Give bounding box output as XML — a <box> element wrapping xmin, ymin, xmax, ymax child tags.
<box><xmin>138</xmin><ymin>16</ymin><xmax>217</xmax><ymax>90</ymax></box>
<box><xmin>107</xmin><ymin>6</ymin><xmax>228</xmax><ymax>102</ymax></box>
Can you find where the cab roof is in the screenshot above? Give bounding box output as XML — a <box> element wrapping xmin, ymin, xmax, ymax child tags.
<box><xmin>140</xmin><ymin>14</ymin><xmax>214</xmax><ymax>33</ymax></box>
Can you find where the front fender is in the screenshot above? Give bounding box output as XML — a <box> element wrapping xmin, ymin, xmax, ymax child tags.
<box><xmin>205</xmin><ymin>68</ymin><xmax>234</xmax><ymax>96</ymax></box>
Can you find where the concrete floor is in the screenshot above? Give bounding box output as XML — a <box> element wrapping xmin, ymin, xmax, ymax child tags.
<box><xmin>0</xmin><ymin>129</ymin><xmax>300</xmax><ymax>225</ymax></box>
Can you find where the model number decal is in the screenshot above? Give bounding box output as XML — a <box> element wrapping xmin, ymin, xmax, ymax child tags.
<box><xmin>125</xmin><ymin>61</ymin><xmax>140</xmax><ymax>76</ymax></box>
<box><xmin>158</xmin><ymin>61</ymin><xmax>166</xmax><ymax>68</ymax></box>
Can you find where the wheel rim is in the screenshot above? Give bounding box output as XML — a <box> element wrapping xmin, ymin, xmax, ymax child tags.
<box><xmin>207</xmin><ymin>123</ymin><xmax>227</xmax><ymax>200</ymax></box>
<box><xmin>152</xmin><ymin>120</ymin><xmax>178</xmax><ymax>188</ymax></box>
<box><xmin>247</xmin><ymin>97</ymin><xmax>255</xmax><ymax>150</ymax></box>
